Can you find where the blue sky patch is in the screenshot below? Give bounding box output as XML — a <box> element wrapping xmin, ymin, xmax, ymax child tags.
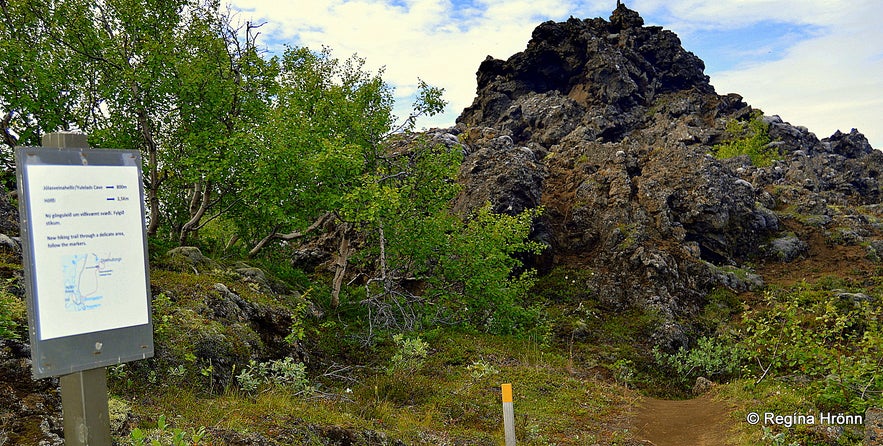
<box><xmin>677</xmin><ymin>21</ymin><xmax>826</xmax><ymax>74</ymax></box>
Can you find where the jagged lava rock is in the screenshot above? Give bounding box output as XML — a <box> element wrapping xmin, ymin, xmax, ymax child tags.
<box><xmin>451</xmin><ymin>4</ymin><xmax>881</xmax><ymax>348</ymax></box>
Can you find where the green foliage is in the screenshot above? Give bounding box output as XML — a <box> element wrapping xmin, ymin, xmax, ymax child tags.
<box><xmin>235</xmin><ymin>357</ymin><xmax>309</xmax><ymax>395</ymax></box>
<box><xmin>739</xmin><ymin>285</ymin><xmax>883</xmax><ymax>412</ymax></box>
<box><xmin>0</xmin><ymin>282</ymin><xmax>24</xmax><ymax>340</ymax></box>
<box><xmin>654</xmin><ymin>335</ymin><xmax>745</xmax><ymax>382</ymax></box>
<box><xmin>611</xmin><ymin>358</ymin><xmax>635</xmax><ymax>387</ymax></box>
<box><xmin>466</xmin><ymin>359</ymin><xmax>500</xmax><ymax>379</ymax></box>
<box><xmin>389</xmin><ymin>333</ymin><xmax>429</xmax><ymax>372</ymax></box>
<box><xmin>1</xmin><ymin>0</ymin><xmax>543</xmax><ymax>340</ymax></box>
<box><xmin>341</xmin><ymin>130</ymin><xmax>544</xmax><ymax>334</ymax></box>
<box><xmin>130</xmin><ymin>415</ymin><xmax>207</xmax><ymax>446</ymax></box>
<box><xmin>234</xmin><ymin>46</ymin><xmax>397</xmax><ymax>247</ymax></box>
<box><xmin>712</xmin><ymin>113</ymin><xmax>778</xmax><ymax>167</ymax></box>
<box><xmin>284</xmin><ymin>296</ymin><xmax>309</xmax><ymax>347</ymax></box>
<box><xmin>431</xmin><ymin>205</ymin><xmax>546</xmax><ymax>334</ymax></box>
<box><xmin>0</xmin><ymin>0</ymin><xmax>281</xmax><ymax>237</ymax></box>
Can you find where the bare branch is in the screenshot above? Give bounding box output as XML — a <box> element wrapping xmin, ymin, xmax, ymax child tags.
<box><xmin>247</xmin><ymin>225</ymin><xmax>280</xmax><ymax>258</ymax></box>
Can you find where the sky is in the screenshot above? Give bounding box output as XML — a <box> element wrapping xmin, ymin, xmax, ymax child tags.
<box><xmin>221</xmin><ymin>0</ymin><xmax>883</xmax><ymax>149</ymax></box>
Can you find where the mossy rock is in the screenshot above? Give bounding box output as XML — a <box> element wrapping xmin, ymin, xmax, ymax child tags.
<box><xmin>162</xmin><ymin>246</ymin><xmax>217</xmax><ymax>273</ymax></box>
<box><xmin>232</xmin><ymin>264</ymin><xmax>291</xmax><ymax>295</ymax></box>
<box><xmin>764</xmin><ymin>234</ymin><xmax>808</xmax><ymax>262</ymax></box>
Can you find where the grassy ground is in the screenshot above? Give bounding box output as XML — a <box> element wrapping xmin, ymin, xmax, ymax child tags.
<box><xmin>112</xmin><ymin>328</ymin><xmax>641</xmax><ymax>445</ymax></box>
<box><xmin>110</xmin><ymin>226</ymin><xmax>881</xmax><ymax>445</ymax></box>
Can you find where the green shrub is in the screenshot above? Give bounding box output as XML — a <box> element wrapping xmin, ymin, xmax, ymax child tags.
<box><xmin>0</xmin><ymin>289</ymin><xmax>24</xmax><ymax>340</ymax></box>
<box><xmin>389</xmin><ymin>333</ymin><xmax>428</xmax><ymax>372</ymax></box>
<box><xmin>466</xmin><ymin>359</ymin><xmax>499</xmax><ymax>379</ymax></box>
<box><xmin>235</xmin><ymin>357</ymin><xmax>309</xmax><ymax>395</ymax></box>
<box><xmin>712</xmin><ymin>113</ymin><xmax>778</xmax><ymax>167</ymax></box>
<box><xmin>654</xmin><ymin>335</ymin><xmax>744</xmax><ymax>382</ymax></box>
<box><xmin>129</xmin><ymin>415</ymin><xmax>207</xmax><ymax>446</ymax></box>
<box><xmin>429</xmin><ymin>205</ymin><xmax>546</xmax><ymax>334</ymax></box>
<box><xmin>739</xmin><ymin>286</ymin><xmax>883</xmax><ymax>412</ymax></box>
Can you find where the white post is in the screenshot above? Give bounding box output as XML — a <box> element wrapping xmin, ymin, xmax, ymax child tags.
<box><xmin>502</xmin><ymin>383</ymin><xmax>516</xmax><ymax>446</ymax></box>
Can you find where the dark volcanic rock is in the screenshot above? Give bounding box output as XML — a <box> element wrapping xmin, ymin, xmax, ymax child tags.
<box><xmin>459</xmin><ymin>6</ymin><xmax>712</xmax><ymax>142</ymax></box>
<box><xmin>452</xmin><ymin>128</ymin><xmax>545</xmax><ymax>218</ymax></box>
<box><xmin>452</xmin><ymin>4</ymin><xmax>880</xmax><ymax>346</ymax></box>
<box><xmin>0</xmin><ymin>339</ymin><xmax>63</xmax><ymax>445</ymax></box>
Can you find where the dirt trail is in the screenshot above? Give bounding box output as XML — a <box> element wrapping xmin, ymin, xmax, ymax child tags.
<box><xmin>633</xmin><ymin>395</ymin><xmax>735</xmax><ymax>446</ymax></box>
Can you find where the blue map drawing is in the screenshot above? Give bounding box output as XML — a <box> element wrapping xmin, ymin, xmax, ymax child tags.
<box><xmin>62</xmin><ymin>253</ymin><xmax>119</xmax><ymax>312</ymax></box>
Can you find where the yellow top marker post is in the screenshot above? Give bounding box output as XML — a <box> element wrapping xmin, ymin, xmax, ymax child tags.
<box><xmin>501</xmin><ymin>383</ymin><xmax>513</xmax><ymax>403</ymax></box>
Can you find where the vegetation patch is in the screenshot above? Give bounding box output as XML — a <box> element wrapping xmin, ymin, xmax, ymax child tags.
<box><xmin>712</xmin><ymin>111</ymin><xmax>779</xmax><ymax>167</ymax></box>
<box><xmin>111</xmin><ymin>329</ymin><xmax>638</xmax><ymax>445</ymax></box>
<box><xmin>0</xmin><ymin>284</ymin><xmax>24</xmax><ymax>340</ymax></box>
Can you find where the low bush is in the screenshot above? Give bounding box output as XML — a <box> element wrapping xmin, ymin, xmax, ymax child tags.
<box><xmin>654</xmin><ymin>335</ymin><xmax>745</xmax><ymax>383</ymax></box>
<box><xmin>235</xmin><ymin>357</ymin><xmax>310</xmax><ymax>395</ymax></box>
<box><xmin>739</xmin><ymin>286</ymin><xmax>883</xmax><ymax>413</ymax></box>
<box><xmin>0</xmin><ymin>287</ymin><xmax>24</xmax><ymax>340</ymax></box>
<box><xmin>712</xmin><ymin>112</ymin><xmax>778</xmax><ymax>167</ymax></box>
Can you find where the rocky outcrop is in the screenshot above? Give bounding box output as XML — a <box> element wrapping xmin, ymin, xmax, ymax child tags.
<box><xmin>726</xmin><ymin>117</ymin><xmax>883</xmax><ymax>205</ymax></box>
<box><xmin>451</xmin><ymin>4</ymin><xmax>880</xmax><ymax>347</ymax></box>
<box><xmin>162</xmin><ymin>246</ymin><xmax>218</xmax><ymax>273</ymax></box>
<box><xmin>460</xmin><ymin>5</ymin><xmax>711</xmax><ymax>140</ymax></box>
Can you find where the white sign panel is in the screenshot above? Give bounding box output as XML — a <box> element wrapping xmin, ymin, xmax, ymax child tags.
<box><xmin>25</xmin><ymin>164</ymin><xmax>149</xmax><ymax>340</ymax></box>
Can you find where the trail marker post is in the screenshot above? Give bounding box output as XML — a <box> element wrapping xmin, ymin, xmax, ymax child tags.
<box><xmin>15</xmin><ymin>132</ymin><xmax>154</xmax><ymax>445</ymax></box>
<box><xmin>502</xmin><ymin>383</ymin><xmax>516</xmax><ymax>446</ymax></box>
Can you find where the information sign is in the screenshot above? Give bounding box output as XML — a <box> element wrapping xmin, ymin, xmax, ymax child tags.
<box><xmin>16</xmin><ymin>147</ymin><xmax>154</xmax><ymax>378</ymax></box>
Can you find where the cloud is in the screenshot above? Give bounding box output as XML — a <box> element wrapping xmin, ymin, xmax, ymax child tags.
<box><xmin>224</xmin><ymin>0</ymin><xmax>882</xmax><ymax>147</ymax></box>
<box><xmin>225</xmin><ymin>0</ymin><xmax>583</xmax><ymax>127</ymax></box>
<box><xmin>704</xmin><ymin>1</ymin><xmax>883</xmax><ymax>147</ymax></box>
<box><xmin>633</xmin><ymin>0</ymin><xmax>852</xmax><ymax>30</ymax></box>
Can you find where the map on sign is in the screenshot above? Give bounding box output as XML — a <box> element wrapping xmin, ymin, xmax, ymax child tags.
<box><xmin>62</xmin><ymin>253</ymin><xmax>123</xmax><ymax>312</ymax></box>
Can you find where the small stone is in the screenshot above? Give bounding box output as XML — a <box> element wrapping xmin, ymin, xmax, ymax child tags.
<box><xmin>692</xmin><ymin>376</ymin><xmax>715</xmax><ymax>395</ymax></box>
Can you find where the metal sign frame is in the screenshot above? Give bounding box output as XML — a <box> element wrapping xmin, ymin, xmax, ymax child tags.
<box><xmin>16</xmin><ymin>146</ymin><xmax>153</xmax><ymax>379</ymax></box>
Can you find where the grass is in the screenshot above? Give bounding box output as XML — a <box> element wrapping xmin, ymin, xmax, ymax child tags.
<box><xmin>112</xmin><ymin>329</ymin><xmax>639</xmax><ymax>445</ymax></box>
<box><xmin>4</xmin><ymin>247</ymin><xmax>874</xmax><ymax>446</ymax></box>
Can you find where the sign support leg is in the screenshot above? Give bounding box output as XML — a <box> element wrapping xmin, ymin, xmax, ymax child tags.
<box><xmin>60</xmin><ymin>367</ymin><xmax>112</xmax><ymax>445</ymax></box>
<box><xmin>39</xmin><ymin>132</ymin><xmax>112</xmax><ymax>445</ymax></box>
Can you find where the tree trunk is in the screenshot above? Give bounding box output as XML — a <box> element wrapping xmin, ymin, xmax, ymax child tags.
<box><xmin>179</xmin><ymin>181</ymin><xmax>211</xmax><ymax>245</ymax></box>
<box><xmin>331</xmin><ymin>225</ymin><xmax>352</xmax><ymax>309</ymax></box>
<box><xmin>248</xmin><ymin>225</ymin><xmax>279</xmax><ymax>258</ymax></box>
<box><xmin>135</xmin><ymin>105</ymin><xmax>162</xmax><ymax>237</ymax></box>
<box><xmin>224</xmin><ymin>234</ymin><xmax>239</xmax><ymax>251</ymax></box>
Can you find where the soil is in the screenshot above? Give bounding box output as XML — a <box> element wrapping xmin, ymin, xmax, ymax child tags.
<box><xmin>633</xmin><ymin>395</ymin><xmax>736</xmax><ymax>446</ymax></box>
<box><xmin>758</xmin><ymin>218</ymin><xmax>877</xmax><ymax>286</ymax></box>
